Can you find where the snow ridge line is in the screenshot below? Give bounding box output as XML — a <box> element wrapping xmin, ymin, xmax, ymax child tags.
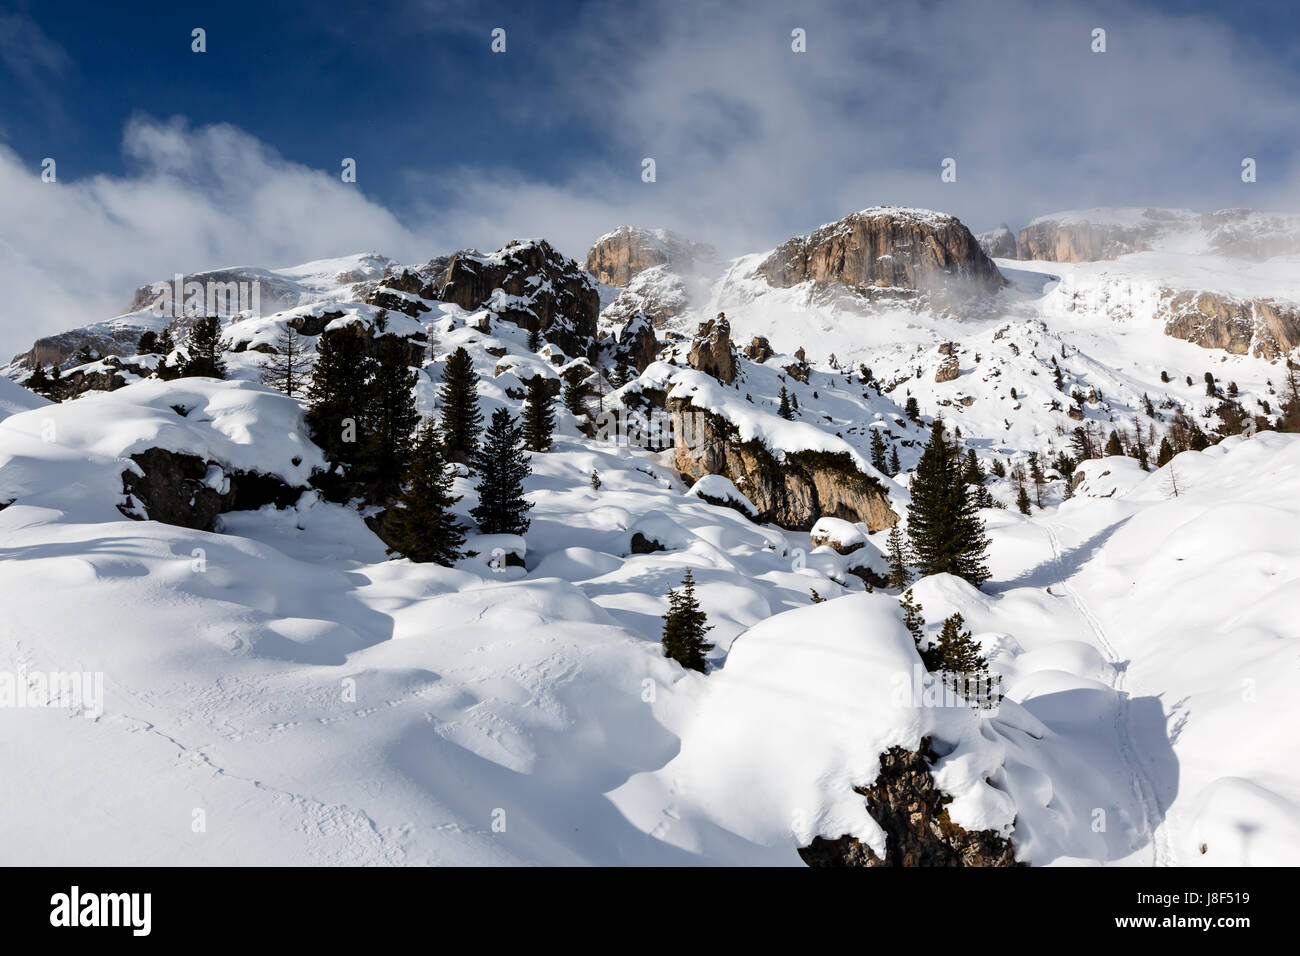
<box><xmin>1044</xmin><ymin>523</ymin><xmax>1171</xmax><ymax>867</ymax></box>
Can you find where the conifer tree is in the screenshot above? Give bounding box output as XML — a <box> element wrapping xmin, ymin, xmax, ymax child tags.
<box><xmin>1156</xmin><ymin>437</ymin><xmax>1175</xmax><ymax>466</ymax></box>
<box><xmin>49</xmin><ymin>362</ymin><xmax>62</xmax><ymax>393</ymax></box>
<box><xmin>522</xmin><ymin>374</ymin><xmax>555</xmax><ymax>452</ymax></box>
<box><xmin>590</xmin><ymin>469</ymin><xmax>601</xmax><ymax>491</ymax></box>
<box><xmin>904</xmin><ymin>395</ymin><xmax>920</xmax><ymax>421</ymax></box>
<box><xmin>1016</xmin><ymin>485</ymin><xmax>1032</xmax><ymax>514</ymax></box>
<box><xmin>933</xmin><ymin>612</ymin><xmax>997</xmax><ymax>708</ymax></box>
<box><xmin>899</xmin><ymin>589</ymin><xmax>927</xmax><ymax>659</ymax></box>
<box><xmin>886</xmin><ymin>525</ymin><xmax>910</xmax><ymax>591</ymax></box>
<box><xmin>362</xmin><ymin>336</ymin><xmax>421</xmax><ymax>496</ymax></box>
<box><xmin>962</xmin><ymin>448</ymin><xmax>984</xmax><ymax>486</ymax></box>
<box><xmin>870</xmin><ymin>428</ymin><xmax>888</xmax><ymax>471</ymax></box>
<box><xmin>660</xmin><ymin>569</ymin><xmax>714</xmax><ymax>673</ymax></box>
<box><xmin>382</xmin><ymin>419</ymin><xmax>466</xmax><ymax>565</ymax></box>
<box><xmin>888</xmin><ymin>444</ymin><xmax>900</xmax><ymax>475</ymax></box>
<box><xmin>777</xmin><ymin>386</ymin><xmax>794</xmax><ymax>420</ymax></box>
<box><xmin>26</xmin><ymin>363</ymin><xmax>50</xmax><ymax>397</ymax></box>
<box><xmin>1278</xmin><ymin>359</ymin><xmax>1300</xmax><ymax>433</ymax></box>
<box><xmin>790</xmin><ymin>392</ymin><xmax>799</xmax><ymax>413</ymax></box>
<box><xmin>990</xmin><ymin>457</ymin><xmax>1007</xmax><ymax>479</ymax></box>
<box><xmin>562</xmin><ymin>364</ymin><xmax>591</xmax><ymax>417</ymax></box>
<box><xmin>471</xmin><ymin>407</ymin><xmax>533</xmax><ymax>535</ymax></box>
<box><xmin>809</xmin><ymin>588</ymin><xmax>825</xmax><ymax>604</ymax></box>
<box><xmin>905</xmin><ymin>420</ymin><xmax>991</xmax><ymax>587</ymax></box>
<box><xmin>157</xmin><ymin>324</ymin><xmax>175</xmax><ymax>355</ymax></box>
<box><xmin>259</xmin><ymin>325</ymin><xmax>309</xmax><ymax>397</ymax></box>
<box><xmin>179</xmin><ymin>315</ymin><xmax>227</xmax><ymax>379</ymax></box>
<box><xmin>305</xmin><ymin>329</ymin><xmax>373</xmax><ymax>470</ymax></box>
<box><xmin>612</xmin><ymin>359</ymin><xmax>629</xmax><ymax>389</ymax></box>
<box><xmin>437</xmin><ymin>347</ymin><xmax>483</xmax><ymax>464</ymax></box>
<box><xmin>527</xmin><ymin>319</ymin><xmax>543</xmax><ymax>353</ymax></box>
<box><xmin>137</xmin><ymin>330</ymin><xmax>159</xmax><ymax>354</ymax></box>
<box><xmin>1028</xmin><ymin>451</ymin><xmax>1046</xmax><ymax>507</ymax></box>
<box><xmin>1105</xmin><ymin>430</ymin><xmax>1123</xmax><ymax>457</ymax></box>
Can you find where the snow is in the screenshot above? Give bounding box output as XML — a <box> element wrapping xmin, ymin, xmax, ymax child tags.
<box><xmin>3</xmin><ymin>208</ymin><xmax>1300</xmax><ymax>867</ymax></box>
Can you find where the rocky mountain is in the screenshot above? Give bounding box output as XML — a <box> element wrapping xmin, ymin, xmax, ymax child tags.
<box><xmin>585</xmin><ymin>226</ymin><xmax>717</xmax><ymax>287</ymax></box>
<box><xmin>976</xmin><ymin>224</ymin><xmax>1017</xmax><ymax>259</ymax></box>
<box><xmin>754</xmin><ymin>206</ymin><xmax>1006</xmax><ymax>300</ymax></box>
<box><xmin>1015</xmin><ymin>207</ymin><xmax>1300</xmax><ymax>263</ymax></box>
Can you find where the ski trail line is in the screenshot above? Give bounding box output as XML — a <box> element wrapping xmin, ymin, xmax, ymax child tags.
<box><xmin>1045</xmin><ymin>523</ymin><xmax>1171</xmax><ymax>867</ymax></box>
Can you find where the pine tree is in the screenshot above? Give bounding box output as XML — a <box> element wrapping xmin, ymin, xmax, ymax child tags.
<box><xmin>809</xmin><ymin>588</ymin><xmax>825</xmax><ymax>604</ymax></box>
<box><xmin>562</xmin><ymin>364</ymin><xmax>591</xmax><ymax>417</ymax></box>
<box><xmin>259</xmin><ymin>325</ymin><xmax>309</xmax><ymax>397</ymax></box>
<box><xmin>870</xmin><ymin>428</ymin><xmax>888</xmax><ymax>471</ymax></box>
<box><xmin>778</xmin><ymin>386</ymin><xmax>794</xmax><ymax>420</ymax></box>
<box><xmin>612</xmin><ymin>360</ymin><xmax>629</xmax><ymax>388</ymax></box>
<box><xmin>886</xmin><ymin>525</ymin><xmax>910</xmax><ymax>590</ymax></box>
<box><xmin>157</xmin><ymin>325</ymin><xmax>175</xmax><ymax>355</ymax></box>
<box><xmin>661</xmin><ymin>569</ymin><xmax>714</xmax><ymax>673</ymax></box>
<box><xmin>1028</xmin><ymin>451</ymin><xmax>1046</xmax><ymax>507</ymax></box>
<box><xmin>962</xmin><ymin>448</ymin><xmax>984</xmax><ymax>486</ymax></box>
<box><xmin>790</xmin><ymin>392</ymin><xmax>799</xmax><ymax>413</ymax></box>
<box><xmin>905</xmin><ymin>420</ymin><xmax>991</xmax><ymax>587</ymax></box>
<box><xmin>905</xmin><ymin>395</ymin><xmax>920</xmax><ymax>421</ymax></box>
<box><xmin>933</xmin><ymin>612</ymin><xmax>997</xmax><ymax>708</ymax></box>
<box><xmin>137</xmin><ymin>330</ymin><xmax>159</xmax><ymax>354</ymax></box>
<box><xmin>362</xmin><ymin>336</ymin><xmax>420</xmax><ymax>496</ymax></box>
<box><xmin>179</xmin><ymin>315</ymin><xmax>227</xmax><ymax>378</ymax></box>
<box><xmin>381</xmin><ymin>419</ymin><xmax>467</xmax><ymax>565</ymax></box>
<box><xmin>305</xmin><ymin>329</ymin><xmax>373</xmax><ymax>470</ymax></box>
<box><xmin>522</xmin><ymin>374</ymin><xmax>555</xmax><ymax>452</ymax></box>
<box><xmin>1156</xmin><ymin>437</ymin><xmax>1175</xmax><ymax>466</ymax></box>
<box><xmin>1278</xmin><ymin>359</ymin><xmax>1300</xmax><ymax>433</ymax></box>
<box><xmin>26</xmin><ymin>363</ymin><xmax>50</xmax><ymax>397</ymax></box>
<box><xmin>437</xmin><ymin>347</ymin><xmax>483</xmax><ymax>464</ymax></box>
<box><xmin>888</xmin><ymin>444</ymin><xmax>901</xmax><ymax>475</ymax></box>
<box><xmin>1016</xmin><ymin>485</ymin><xmax>1032</xmax><ymax>514</ymax></box>
<box><xmin>899</xmin><ymin>589</ymin><xmax>927</xmax><ymax>658</ymax></box>
<box><xmin>1104</xmin><ymin>430</ymin><xmax>1123</xmax><ymax>457</ymax></box>
<box><xmin>1054</xmin><ymin>365</ymin><xmax>1065</xmax><ymax>391</ymax></box>
<box><xmin>527</xmin><ymin>319</ymin><xmax>543</xmax><ymax>353</ymax></box>
<box><xmin>471</xmin><ymin>407</ymin><xmax>533</xmax><ymax>534</ymax></box>
<box><xmin>990</xmin><ymin>457</ymin><xmax>1006</xmax><ymax>478</ymax></box>
<box><xmin>590</xmin><ymin>469</ymin><xmax>601</xmax><ymax>491</ymax></box>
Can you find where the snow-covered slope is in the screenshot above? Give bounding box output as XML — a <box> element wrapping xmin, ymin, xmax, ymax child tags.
<box><xmin>3</xmin><ymin>205</ymin><xmax>1299</xmax><ymax>866</ymax></box>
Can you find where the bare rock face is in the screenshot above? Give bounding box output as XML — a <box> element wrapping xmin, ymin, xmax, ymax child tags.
<box><xmin>1160</xmin><ymin>290</ymin><xmax>1300</xmax><ymax>360</ymax></box>
<box><xmin>585</xmin><ymin>226</ymin><xmax>717</xmax><ymax>287</ymax></box>
<box><xmin>755</xmin><ymin>207</ymin><xmax>1004</xmax><ymax>299</ymax></box>
<box><xmin>798</xmin><ymin>739</ymin><xmax>1023</xmax><ymax>867</ymax></box>
<box><xmin>670</xmin><ymin>403</ymin><xmax>898</xmax><ymax>531</ymax></box>
<box><xmin>976</xmin><ymin>224</ymin><xmax>1017</xmax><ymax>259</ymax></box>
<box><xmin>434</xmin><ymin>240</ymin><xmax>599</xmax><ymax>358</ymax></box>
<box><xmin>687</xmin><ymin>314</ymin><xmax>737</xmax><ymax>384</ymax></box>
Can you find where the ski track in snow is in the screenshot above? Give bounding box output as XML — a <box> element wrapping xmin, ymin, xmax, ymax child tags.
<box><xmin>1045</xmin><ymin>522</ymin><xmax>1171</xmax><ymax>867</ymax></box>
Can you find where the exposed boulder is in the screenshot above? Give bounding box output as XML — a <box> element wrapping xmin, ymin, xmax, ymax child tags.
<box><xmin>687</xmin><ymin>314</ymin><xmax>737</xmax><ymax>384</ymax></box>
<box><xmin>935</xmin><ymin>354</ymin><xmax>960</xmax><ymax>383</ymax></box>
<box><xmin>585</xmin><ymin>226</ymin><xmax>717</xmax><ymax>287</ymax></box>
<box><xmin>743</xmin><ymin>336</ymin><xmax>775</xmax><ymax>363</ymax></box>
<box><xmin>755</xmin><ymin>207</ymin><xmax>1005</xmax><ymax>300</ymax></box>
<box><xmin>798</xmin><ymin>739</ymin><xmax>1023</xmax><ymax>867</ymax></box>
<box><xmin>670</xmin><ymin>403</ymin><xmax>898</xmax><ymax>531</ymax></box>
<box><xmin>809</xmin><ymin>516</ymin><xmax>866</xmax><ymax>555</ymax></box>
<box><xmin>120</xmin><ymin>448</ymin><xmax>305</xmax><ymax>532</ymax></box>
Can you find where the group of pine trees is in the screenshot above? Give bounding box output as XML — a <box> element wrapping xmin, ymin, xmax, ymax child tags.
<box><xmin>898</xmin><ymin>589</ymin><xmax>998</xmax><ymax>710</ymax></box>
<box><xmin>306</xmin><ymin>338</ymin><xmax>534</xmax><ymax>567</ymax></box>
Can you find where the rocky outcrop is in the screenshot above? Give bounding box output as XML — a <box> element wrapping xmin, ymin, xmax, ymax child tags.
<box><xmin>976</xmin><ymin>224</ymin><xmax>1017</xmax><ymax>259</ymax></box>
<box><xmin>49</xmin><ymin>356</ymin><xmax>155</xmax><ymax>400</ymax></box>
<box><xmin>120</xmin><ymin>448</ymin><xmax>305</xmax><ymax>532</ymax></box>
<box><xmin>935</xmin><ymin>354</ymin><xmax>960</xmax><ymax>383</ymax></box>
<box><xmin>599</xmin><ymin>265</ymin><xmax>689</xmax><ymax>329</ymax></box>
<box><xmin>1160</xmin><ymin>290</ymin><xmax>1300</xmax><ymax>360</ymax></box>
<box><xmin>798</xmin><ymin>739</ymin><xmax>1022</xmax><ymax>867</ymax></box>
<box><xmin>585</xmin><ymin>226</ymin><xmax>717</xmax><ymax>287</ymax></box>
<box><xmin>686</xmin><ymin>314</ymin><xmax>737</xmax><ymax>384</ymax></box>
<box><xmin>671</xmin><ymin>404</ymin><xmax>898</xmax><ymax>531</ymax></box>
<box><xmin>755</xmin><ymin>207</ymin><xmax>1005</xmax><ymax>299</ymax></box>
<box><xmin>743</xmin><ymin>336</ymin><xmax>774</xmax><ymax>363</ymax></box>
<box><xmin>435</xmin><ymin>240</ymin><xmax>599</xmax><ymax>357</ymax></box>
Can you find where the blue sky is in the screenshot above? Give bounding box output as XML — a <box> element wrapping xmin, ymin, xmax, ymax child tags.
<box><xmin>2</xmin><ymin>0</ymin><xmax>1299</xmax><ymax>351</ymax></box>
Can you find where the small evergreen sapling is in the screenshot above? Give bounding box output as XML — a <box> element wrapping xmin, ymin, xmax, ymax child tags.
<box><xmin>661</xmin><ymin>569</ymin><xmax>714</xmax><ymax>673</ymax></box>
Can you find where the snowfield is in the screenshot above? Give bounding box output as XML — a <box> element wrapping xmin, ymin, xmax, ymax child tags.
<box><xmin>2</xmin><ymin>217</ymin><xmax>1299</xmax><ymax>867</ymax></box>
